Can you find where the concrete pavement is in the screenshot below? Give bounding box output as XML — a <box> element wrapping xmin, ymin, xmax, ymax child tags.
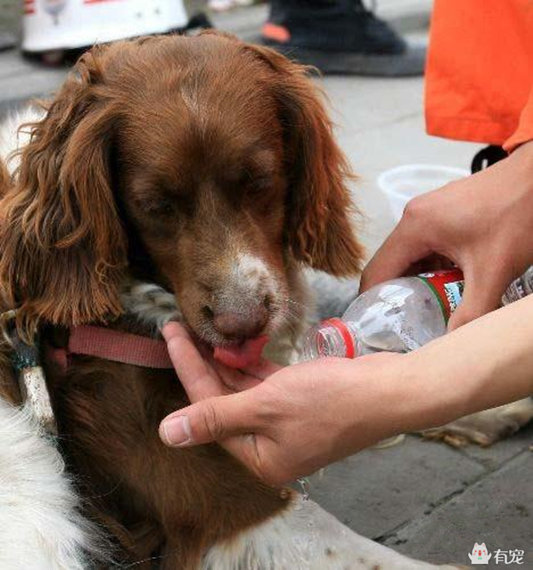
<box><xmin>0</xmin><ymin>3</ymin><xmax>531</xmax><ymax>569</ymax></box>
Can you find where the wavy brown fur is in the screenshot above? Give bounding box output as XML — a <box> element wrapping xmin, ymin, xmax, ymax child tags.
<box><xmin>240</xmin><ymin>42</ymin><xmax>364</xmax><ymax>275</ymax></box>
<box><xmin>0</xmin><ymin>49</ymin><xmax>127</xmax><ymax>333</ymax></box>
<box><xmin>0</xmin><ymin>33</ymin><xmax>364</xmax><ymax>568</ymax></box>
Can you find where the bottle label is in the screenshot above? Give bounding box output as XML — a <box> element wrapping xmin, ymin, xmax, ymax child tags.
<box><xmin>502</xmin><ymin>267</ymin><xmax>533</xmax><ymax>305</ymax></box>
<box><xmin>502</xmin><ymin>280</ymin><xmax>526</xmax><ymax>305</ymax></box>
<box><xmin>417</xmin><ymin>269</ymin><xmax>464</xmax><ymax>322</ymax></box>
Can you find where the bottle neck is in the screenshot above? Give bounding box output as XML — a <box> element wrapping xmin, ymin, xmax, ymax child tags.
<box><xmin>321</xmin><ymin>318</ymin><xmax>357</xmax><ymax>358</ymax></box>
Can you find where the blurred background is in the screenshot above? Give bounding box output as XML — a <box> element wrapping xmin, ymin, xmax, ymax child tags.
<box><xmin>0</xmin><ymin>0</ymin><xmax>18</xmax><ymax>47</ymax></box>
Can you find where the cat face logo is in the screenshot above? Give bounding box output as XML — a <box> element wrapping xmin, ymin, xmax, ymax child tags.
<box><xmin>468</xmin><ymin>543</ymin><xmax>492</xmax><ymax>564</ymax></box>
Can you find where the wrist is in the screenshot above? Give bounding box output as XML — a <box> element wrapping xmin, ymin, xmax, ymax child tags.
<box><xmin>339</xmin><ymin>354</ymin><xmax>421</xmax><ymax>445</ymax></box>
<box><xmin>389</xmin><ymin>348</ymin><xmax>476</xmax><ymax>433</ymax></box>
<box><xmin>396</xmin><ymin>300</ymin><xmax>533</xmax><ymax>433</ymax></box>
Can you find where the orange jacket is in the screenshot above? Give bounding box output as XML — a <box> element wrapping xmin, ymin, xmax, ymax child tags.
<box><xmin>425</xmin><ymin>0</ymin><xmax>533</xmax><ymax>151</ymax></box>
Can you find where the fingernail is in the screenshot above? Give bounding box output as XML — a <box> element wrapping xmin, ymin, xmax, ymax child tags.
<box><xmin>161</xmin><ymin>416</ymin><xmax>193</xmax><ymax>447</ymax></box>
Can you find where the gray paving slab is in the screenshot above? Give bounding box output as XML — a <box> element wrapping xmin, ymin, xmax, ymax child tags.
<box><xmin>325</xmin><ymin>75</ymin><xmax>424</xmax><ymax>135</ymax></box>
<box><xmin>0</xmin><ymin>50</ymin><xmax>30</xmax><ymax>80</ymax></box>
<box><xmin>0</xmin><ymin>0</ymin><xmax>18</xmax><ymax>35</ymax></box>
<box><xmin>384</xmin><ymin>450</ymin><xmax>533</xmax><ymax>568</ymax></box>
<box><xmin>458</xmin><ymin>421</ymin><xmax>533</xmax><ymax>471</ymax></box>
<box><xmin>330</xmin><ymin>108</ymin><xmax>482</xmax><ymax>257</ymax></box>
<box><xmin>0</xmin><ymin>52</ymin><xmax>66</xmax><ymax>111</ymax></box>
<box><xmin>306</xmin><ymin>435</ymin><xmax>486</xmax><ymax>540</ymax></box>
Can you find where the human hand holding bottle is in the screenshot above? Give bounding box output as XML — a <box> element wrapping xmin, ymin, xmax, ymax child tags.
<box><xmin>360</xmin><ymin>141</ymin><xmax>533</xmax><ymax>329</ymax></box>
<box><xmin>159</xmin><ymin>296</ymin><xmax>533</xmax><ymax>485</ymax></box>
<box><xmin>159</xmin><ymin>321</ymin><xmax>408</xmax><ymax>486</ymax></box>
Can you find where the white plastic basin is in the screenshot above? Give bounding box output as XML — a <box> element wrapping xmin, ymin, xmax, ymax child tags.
<box><xmin>378</xmin><ymin>164</ymin><xmax>469</xmax><ymax>223</ymax></box>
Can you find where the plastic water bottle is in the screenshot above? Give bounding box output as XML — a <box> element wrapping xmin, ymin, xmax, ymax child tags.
<box><xmin>303</xmin><ymin>269</ymin><xmax>464</xmax><ymax>360</ymax></box>
<box><xmin>501</xmin><ymin>266</ymin><xmax>533</xmax><ymax>305</ymax></box>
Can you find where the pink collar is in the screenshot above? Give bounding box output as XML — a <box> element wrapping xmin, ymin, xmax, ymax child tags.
<box><xmin>49</xmin><ymin>325</ymin><xmax>174</xmax><ymax>371</ymax></box>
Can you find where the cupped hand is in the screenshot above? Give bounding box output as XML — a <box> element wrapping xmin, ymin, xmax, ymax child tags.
<box><xmin>361</xmin><ymin>141</ymin><xmax>533</xmax><ymax>330</ymax></box>
<box><xmin>159</xmin><ymin>322</ymin><xmax>407</xmax><ymax>486</ymax></box>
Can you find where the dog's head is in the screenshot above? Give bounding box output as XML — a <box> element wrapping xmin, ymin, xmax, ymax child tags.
<box><xmin>0</xmin><ymin>33</ymin><xmax>363</xmax><ymax>357</ymax></box>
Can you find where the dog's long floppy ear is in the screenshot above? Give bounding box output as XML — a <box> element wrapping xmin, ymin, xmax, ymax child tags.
<box><xmin>0</xmin><ymin>159</ymin><xmax>9</xmax><ymax>195</ymax></box>
<box><xmin>243</xmin><ymin>43</ymin><xmax>364</xmax><ymax>276</ymax></box>
<box><xmin>0</xmin><ymin>47</ymin><xmax>127</xmax><ymax>331</ymax></box>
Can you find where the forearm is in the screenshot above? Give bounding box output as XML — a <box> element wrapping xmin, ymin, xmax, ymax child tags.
<box><xmin>160</xmin><ymin>302</ymin><xmax>533</xmax><ymax>484</ymax></box>
<box><xmin>398</xmin><ymin>294</ymin><xmax>533</xmax><ymax>432</ymax></box>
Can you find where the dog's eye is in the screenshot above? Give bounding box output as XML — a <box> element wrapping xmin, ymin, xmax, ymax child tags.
<box><xmin>144</xmin><ymin>198</ymin><xmax>176</xmax><ymax>217</ymax></box>
<box><xmin>253</xmin><ymin>177</ymin><xmax>272</xmax><ymax>192</ymax></box>
<box><xmin>242</xmin><ymin>174</ymin><xmax>272</xmax><ymax>196</ymax></box>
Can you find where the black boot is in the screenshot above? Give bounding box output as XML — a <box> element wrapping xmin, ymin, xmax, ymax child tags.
<box><xmin>262</xmin><ymin>0</ymin><xmax>425</xmax><ymax>76</ymax></box>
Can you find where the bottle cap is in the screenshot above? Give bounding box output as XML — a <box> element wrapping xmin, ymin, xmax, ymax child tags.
<box><xmin>321</xmin><ymin>318</ymin><xmax>356</xmax><ymax>358</ymax></box>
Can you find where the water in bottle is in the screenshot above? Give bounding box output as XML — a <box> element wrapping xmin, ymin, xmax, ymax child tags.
<box><xmin>303</xmin><ymin>269</ymin><xmax>464</xmax><ymax>360</ymax></box>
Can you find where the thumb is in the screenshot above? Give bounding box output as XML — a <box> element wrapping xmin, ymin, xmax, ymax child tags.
<box><xmin>360</xmin><ymin>220</ymin><xmax>432</xmax><ymax>293</ymax></box>
<box><xmin>448</xmin><ymin>263</ymin><xmax>510</xmax><ymax>331</ymax></box>
<box><xmin>159</xmin><ymin>391</ymin><xmax>264</xmax><ymax>447</ymax></box>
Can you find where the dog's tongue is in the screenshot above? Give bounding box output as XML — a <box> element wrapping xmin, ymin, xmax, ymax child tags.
<box><xmin>214</xmin><ymin>336</ymin><xmax>269</xmax><ymax>369</ymax></box>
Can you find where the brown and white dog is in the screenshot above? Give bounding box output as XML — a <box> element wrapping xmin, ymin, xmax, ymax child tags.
<box><xmin>0</xmin><ymin>33</ymin><xmax>462</xmax><ymax>569</ymax></box>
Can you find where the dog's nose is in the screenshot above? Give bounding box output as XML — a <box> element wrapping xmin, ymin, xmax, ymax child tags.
<box><xmin>212</xmin><ymin>306</ymin><xmax>268</xmax><ymax>340</ymax></box>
